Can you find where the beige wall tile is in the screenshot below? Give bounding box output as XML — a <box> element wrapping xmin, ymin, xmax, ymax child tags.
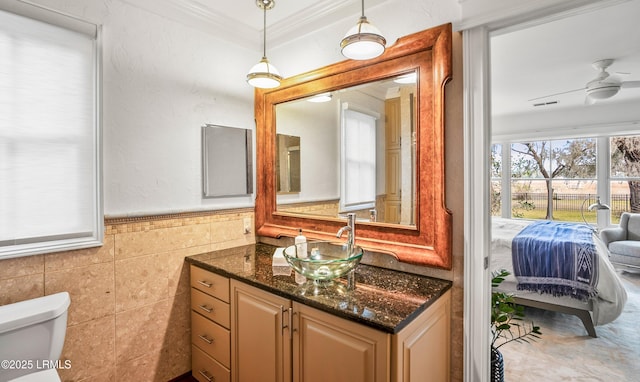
<box><xmin>78</xmin><ymin>368</ymin><xmax>115</xmax><ymax>382</ymax></box>
<box><xmin>115</xmin><ymin>299</ymin><xmax>169</xmax><ymax>364</ymax></box>
<box><xmin>115</xmin><ymin>351</ymin><xmax>162</xmax><ymax>382</ymax></box>
<box><xmin>45</xmin><ymin>262</ymin><xmax>115</xmax><ymax>326</ymax></box>
<box><xmin>0</xmin><ymin>273</ymin><xmax>43</xmax><ymax>305</ymax></box>
<box><xmin>59</xmin><ymin>315</ymin><xmax>115</xmax><ymax>382</ymax></box>
<box><xmin>167</xmin><ymin>245</ymin><xmax>209</xmax><ymax>297</ymax></box>
<box><xmin>115</xmin><ymin>224</ymin><xmax>210</xmax><ymax>260</ymax></box>
<box><xmin>115</xmin><ymin>253</ymin><xmax>168</xmax><ymax>312</ymax></box>
<box><xmin>157</xmin><ymin>294</ymin><xmax>191</xmax><ymax>380</ymax></box>
<box><xmin>0</xmin><ymin>254</ymin><xmax>43</xmax><ymax>280</ymax></box>
<box><xmin>45</xmin><ymin>235</ymin><xmax>115</xmax><ymax>271</ymax></box>
<box><xmin>210</xmin><ymin>218</ymin><xmax>248</xmax><ymax>243</ymax></box>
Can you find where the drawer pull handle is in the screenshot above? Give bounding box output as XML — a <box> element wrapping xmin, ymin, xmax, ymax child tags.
<box><xmin>199</xmin><ymin>369</ymin><xmax>214</xmax><ymax>382</ymax></box>
<box><xmin>199</xmin><ymin>304</ymin><xmax>213</xmax><ymax>313</ymax></box>
<box><xmin>198</xmin><ymin>334</ymin><xmax>214</xmax><ymax>344</ymax></box>
<box><xmin>198</xmin><ymin>280</ymin><xmax>213</xmax><ymax>288</ymax></box>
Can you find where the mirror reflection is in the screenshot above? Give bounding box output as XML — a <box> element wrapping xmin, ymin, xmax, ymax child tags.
<box><xmin>275</xmin><ymin>71</ymin><xmax>417</xmax><ymax>226</ymax></box>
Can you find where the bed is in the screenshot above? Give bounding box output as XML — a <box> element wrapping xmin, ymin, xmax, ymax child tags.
<box><xmin>491</xmin><ymin>217</ymin><xmax>627</xmax><ymax>337</ymax></box>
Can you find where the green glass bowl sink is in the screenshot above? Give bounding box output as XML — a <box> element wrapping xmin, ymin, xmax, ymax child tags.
<box><xmin>283</xmin><ymin>241</ymin><xmax>363</xmax><ymax>282</ymax></box>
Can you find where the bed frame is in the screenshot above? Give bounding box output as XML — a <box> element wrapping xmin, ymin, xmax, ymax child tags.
<box><xmin>512</xmin><ymin>295</ymin><xmax>596</xmax><ymax>338</ymax></box>
<box><xmin>494</xmin><ymin>284</ymin><xmax>597</xmax><ymax>337</ymax></box>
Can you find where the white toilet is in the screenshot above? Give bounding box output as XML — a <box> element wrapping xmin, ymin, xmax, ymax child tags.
<box><xmin>0</xmin><ymin>292</ymin><xmax>71</xmax><ymax>382</ymax></box>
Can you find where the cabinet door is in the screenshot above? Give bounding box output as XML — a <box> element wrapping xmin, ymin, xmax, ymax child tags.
<box><xmin>392</xmin><ymin>290</ymin><xmax>451</xmax><ymax>382</ymax></box>
<box><xmin>231</xmin><ymin>280</ymin><xmax>292</xmax><ymax>382</ymax></box>
<box><xmin>293</xmin><ymin>302</ymin><xmax>389</xmax><ymax>382</ymax></box>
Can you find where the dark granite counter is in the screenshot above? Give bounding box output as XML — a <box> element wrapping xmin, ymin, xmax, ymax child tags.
<box><xmin>186</xmin><ymin>243</ymin><xmax>452</xmax><ymax>334</ymax></box>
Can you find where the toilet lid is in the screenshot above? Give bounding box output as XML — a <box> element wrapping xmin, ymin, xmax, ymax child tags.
<box><xmin>8</xmin><ymin>369</ymin><xmax>61</xmax><ymax>382</ymax></box>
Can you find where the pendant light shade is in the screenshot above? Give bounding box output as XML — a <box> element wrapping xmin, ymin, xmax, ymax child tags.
<box><xmin>340</xmin><ymin>1</ymin><xmax>386</xmax><ymax>60</ymax></box>
<box><xmin>247</xmin><ymin>57</ymin><xmax>282</xmax><ymax>89</ymax></box>
<box><xmin>247</xmin><ymin>0</ymin><xmax>282</xmax><ymax>89</ymax></box>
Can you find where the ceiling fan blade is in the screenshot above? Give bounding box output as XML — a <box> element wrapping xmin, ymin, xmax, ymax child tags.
<box><xmin>528</xmin><ymin>88</ymin><xmax>585</xmax><ymax>102</ymax></box>
<box><xmin>621</xmin><ymin>81</ymin><xmax>640</xmax><ymax>88</ymax></box>
<box><xmin>585</xmin><ymin>95</ymin><xmax>596</xmax><ymax>105</ymax></box>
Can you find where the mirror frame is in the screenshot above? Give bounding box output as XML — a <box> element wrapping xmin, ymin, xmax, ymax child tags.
<box><xmin>255</xmin><ymin>24</ymin><xmax>453</xmax><ymax>268</ymax></box>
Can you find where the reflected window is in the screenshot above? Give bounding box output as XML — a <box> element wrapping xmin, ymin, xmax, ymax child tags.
<box><xmin>341</xmin><ymin>107</ymin><xmax>377</xmax><ymax>212</ymax></box>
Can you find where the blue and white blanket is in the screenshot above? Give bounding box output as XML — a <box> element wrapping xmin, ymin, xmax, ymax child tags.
<box><xmin>511</xmin><ymin>221</ymin><xmax>598</xmax><ymax>301</ymax></box>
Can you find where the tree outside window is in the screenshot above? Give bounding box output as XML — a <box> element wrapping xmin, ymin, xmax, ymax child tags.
<box><xmin>508</xmin><ymin>139</ymin><xmax>596</xmax><ymax>221</ymax></box>
<box><xmin>611</xmin><ymin>135</ymin><xmax>640</xmax><ymax>221</ymax></box>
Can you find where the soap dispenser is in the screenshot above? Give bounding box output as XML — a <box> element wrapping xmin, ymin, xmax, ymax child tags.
<box><xmin>294</xmin><ymin>229</ymin><xmax>307</xmax><ymax>284</ymax></box>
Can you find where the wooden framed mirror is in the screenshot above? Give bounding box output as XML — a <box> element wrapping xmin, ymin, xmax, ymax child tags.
<box><xmin>255</xmin><ymin>24</ymin><xmax>452</xmax><ymax>268</ymax></box>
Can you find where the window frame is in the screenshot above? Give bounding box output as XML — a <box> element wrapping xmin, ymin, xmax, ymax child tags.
<box><xmin>0</xmin><ymin>1</ymin><xmax>103</xmax><ymax>260</ymax></box>
<box><xmin>339</xmin><ymin>103</ymin><xmax>378</xmax><ymax>213</ymax></box>
<box><xmin>492</xmin><ymin>129</ymin><xmax>640</xmax><ymax>229</ymax></box>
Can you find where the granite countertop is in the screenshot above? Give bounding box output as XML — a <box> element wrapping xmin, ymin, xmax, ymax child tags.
<box><xmin>186</xmin><ymin>243</ymin><xmax>452</xmax><ymax>334</ymax></box>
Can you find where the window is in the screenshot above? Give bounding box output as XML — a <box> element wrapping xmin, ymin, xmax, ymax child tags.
<box><xmin>0</xmin><ymin>3</ymin><xmax>101</xmax><ymax>259</ymax></box>
<box><xmin>490</xmin><ymin>143</ymin><xmax>503</xmax><ymax>216</ymax></box>
<box><xmin>610</xmin><ymin>135</ymin><xmax>640</xmax><ymax>223</ymax></box>
<box><xmin>340</xmin><ymin>106</ymin><xmax>377</xmax><ymax>212</ymax></box>
<box><xmin>494</xmin><ymin>138</ymin><xmax>597</xmax><ymax>222</ymax></box>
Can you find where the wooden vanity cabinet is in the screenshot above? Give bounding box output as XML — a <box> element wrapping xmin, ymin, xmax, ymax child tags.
<box><xmin>230</xmin><ymin>279</ymin><xmax>292</xmax><ymax>382</ymax></box>
<box><xmin>190</xmin><ymin>266</ymin><xmax>231</xmax><ymax>382</ymax></box>
<box><xmin>293</xmin><ymin>302</ymin><xmax>389</xmax><ymax>382</ymax></box>
<box><xmin>230</xmin><ymin>278</ymin><xmax>451</xmax><ymax>382</ymax></box>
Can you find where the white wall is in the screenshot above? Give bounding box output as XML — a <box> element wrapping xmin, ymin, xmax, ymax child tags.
<box><xmin>276</xmin><ymin>99</ymin><xmax>340</xmax><ymax>204</ymax></box>
<box><xmin>31</xmin><ymin>0</ymin><xmax>258</xmax><ymax>216</ymax></box>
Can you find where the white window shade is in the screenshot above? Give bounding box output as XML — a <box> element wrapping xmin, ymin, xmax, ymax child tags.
<box><xmin>0</xmin><ymin>4</ymin><xmax>102</xmax><ymax>259</ymax></box>
<box><xmin>341</xmin><ymin>107</ymin><xmax>377</xmax><ymax>211</ymax></box>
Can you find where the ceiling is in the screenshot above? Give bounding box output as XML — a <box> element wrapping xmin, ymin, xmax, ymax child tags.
<box><xmin>123</xmin><ymin>0</ymin><xmax>388</xmax><ymax>51</ymax></box>
<box><xmin>491</xmin><ymin>0</ymin><xmax>640</xmax><ymax>118</ymax></box>
<box><xmin>123</xmin><ymin>0</ymin><xmax>640</xmax><ymax>125</ymax></box>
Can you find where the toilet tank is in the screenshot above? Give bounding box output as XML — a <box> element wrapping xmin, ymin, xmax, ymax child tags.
<box><xmin>0</xmin><ymin>292</ymin><xmax>70</xmax><ymax>381</ymax></box>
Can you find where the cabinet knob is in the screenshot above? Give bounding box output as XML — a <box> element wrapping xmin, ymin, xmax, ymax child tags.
<box><xmin>198</xmin><ymin>334</ymin><xmax>214</xmax><ymax>344</ymax></box>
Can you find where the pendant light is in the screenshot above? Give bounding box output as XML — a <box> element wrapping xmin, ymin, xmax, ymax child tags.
<box><xmin>340</xmin><ymin>0</ymin><xmax>386</xmax><ymax>60</ymax></box>
<box><xmin>247</xmin><ymin>0</ymin><xmax>282</xmax><ymax>89</ymax></box>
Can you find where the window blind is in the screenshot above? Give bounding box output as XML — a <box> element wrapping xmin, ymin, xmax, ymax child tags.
<box><xmin>0</xmin><ymin>2</ymin><xmax>102</xmax><ymax>259</ymax></box>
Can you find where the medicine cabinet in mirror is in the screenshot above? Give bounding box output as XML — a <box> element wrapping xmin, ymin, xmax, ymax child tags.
<box><xmin>255</xmin><ymin>24</ymin><xmax>453</xmax><ymax>268</ymax></box>
<box><xmin>202</xmin><ymin>125</ymin><xmax>253</xmax><ymax>198</ymax></box>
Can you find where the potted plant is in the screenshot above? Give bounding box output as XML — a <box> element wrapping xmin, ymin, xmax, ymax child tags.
<box><xmin>491</xmin><ymin>269</ymin><xmax>542</xmax><ymax>382</ymax></box>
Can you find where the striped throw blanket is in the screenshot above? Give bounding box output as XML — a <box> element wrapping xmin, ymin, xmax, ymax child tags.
<box><xmin>511</xmin><ymin>221</ymin><xmax>598</xmax><ymax>301</ymax></box>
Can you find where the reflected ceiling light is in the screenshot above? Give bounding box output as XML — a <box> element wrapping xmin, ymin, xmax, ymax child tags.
<box><xmin>340</xmin><ymin>0</ymin><xmax>386</xmax><ymax>60</ymax></box>
<box><xmin>394</xmin><ymin>72</ymin><xmax>417</xmax><ymax>84</ymax></box>
<box><xmin>307</xmin><ymin>93</ymin><xmax>332</xmax><ymax>103</ymax></box>
<box><xmin>247</xmin><ymin>0</ymin><xmax>282</xmax><ymax>89</ymax></box>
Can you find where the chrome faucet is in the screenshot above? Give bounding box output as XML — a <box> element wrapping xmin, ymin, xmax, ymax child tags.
<box><xmin>336</xmin><ymin>213</ymin><xmax>357</xmax><ymax>290</ymax></box>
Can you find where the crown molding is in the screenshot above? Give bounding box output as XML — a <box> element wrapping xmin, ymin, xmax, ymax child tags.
<box><xmin>121</xmin><ymin>0</ymin><xmax>389</xmax><ymax>51</ymax></box>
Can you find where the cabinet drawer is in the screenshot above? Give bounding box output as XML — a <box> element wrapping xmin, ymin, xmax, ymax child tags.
<box><xmin>191</xmin><ymin>265</ymin><xmax>229</xmax><ymax>303</ymax></box>
<box><xmin>192</xmin><ymin>344</ymin><xmax>230</xmax><ymax>382</ymax></box>
<box><xmin>192</xmin><ymin>311</ymin><xmax>231</xmax><ymax>368</ymax></box>
<box><xmin>191</xmin><ymin>288</ymin><xmax>230</xmax><ymax>329</ymax></box>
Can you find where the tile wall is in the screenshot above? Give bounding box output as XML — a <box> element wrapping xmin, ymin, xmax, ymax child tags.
<box><xmin>0</xmin><ymin>209</ymin><xmax>255</xmax><ymax>382</ymax></box>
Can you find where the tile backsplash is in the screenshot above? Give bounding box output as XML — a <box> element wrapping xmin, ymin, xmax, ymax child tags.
<box><xmin>0</xmin><ymin>209</ymin><xmax>255</xmax><ymax>382</ymax></box>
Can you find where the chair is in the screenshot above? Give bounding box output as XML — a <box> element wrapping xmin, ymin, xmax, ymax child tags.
<box><xmin>600</xmin><ymin>212</ymin><xmax>640</xmax><ymax>271</ymax></box>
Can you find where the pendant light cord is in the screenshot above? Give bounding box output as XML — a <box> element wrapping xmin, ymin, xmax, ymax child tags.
<box><xmin>262</xmin><ymin>4</ymin><xmax>267</xmax><ymax>58</ymax></box>
<box><xmin>361</xmin><ymin>0</ymin><xmax>365</xmax><ymax>17</ymax></box>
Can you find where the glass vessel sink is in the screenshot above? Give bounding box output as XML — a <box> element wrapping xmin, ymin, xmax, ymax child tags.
<box><xmin>283</xmin><ymin>241</ymin><xmax>363</xmax><ymax>282</ymax></box>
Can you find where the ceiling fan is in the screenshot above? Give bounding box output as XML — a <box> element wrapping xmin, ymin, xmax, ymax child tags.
<box><xmin>529</xmin><ymin>59</ymin><xmax>640</xmax><ymax>105</ymax></box>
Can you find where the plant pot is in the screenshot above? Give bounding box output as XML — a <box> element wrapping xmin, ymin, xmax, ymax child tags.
<box><xmin>491</xmin><ymin>346</ymin><xmax>504</xmax><ymax>382</ymax></box>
